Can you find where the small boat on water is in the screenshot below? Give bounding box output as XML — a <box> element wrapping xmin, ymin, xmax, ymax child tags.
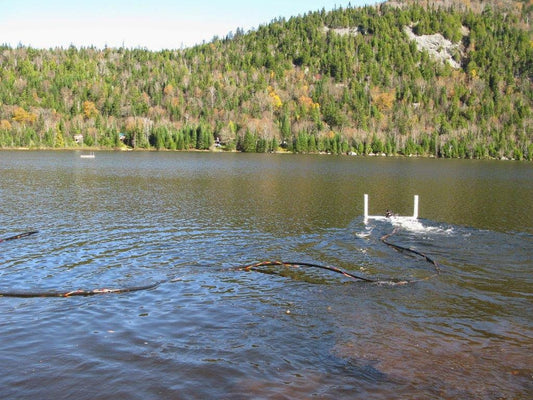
<box><xmin>80</xmin><ymin>152</ymin><xmax>95</xmax><ymax>159</ymax></box>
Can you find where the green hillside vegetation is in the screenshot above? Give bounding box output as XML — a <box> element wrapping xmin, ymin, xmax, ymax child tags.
<box><xmin>1</xmin><ymin>1</ymin><xmax>532</xmax><ymax>159</ymax></box>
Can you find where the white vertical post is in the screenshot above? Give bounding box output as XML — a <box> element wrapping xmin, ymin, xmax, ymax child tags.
<box><xmin>413</xmin><ymin>195</ymin><xmax>419</xmax><ymax>219</ymax></box>
<box><xmin>364</xmin><ymin>194</ymin><xmax>369</xmax><ymax>222</ymax></box>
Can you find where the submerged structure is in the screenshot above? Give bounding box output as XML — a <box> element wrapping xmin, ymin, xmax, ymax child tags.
<box><xmin>363</xmin><ymin>194</ymin><xmax>419</xmax><ymax>223</ymax></box>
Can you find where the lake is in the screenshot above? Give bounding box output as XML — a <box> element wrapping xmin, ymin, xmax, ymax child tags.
<box><xmin>1</xmin><ymin>151</ymin><xmax>531</xmax><ymax>399</ymax></box>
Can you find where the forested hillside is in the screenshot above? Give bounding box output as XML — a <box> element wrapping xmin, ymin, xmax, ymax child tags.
<box><xmin>1</xmin><ymin>0</ymin><xmax>532</xmax><ymax>159</ymax></box>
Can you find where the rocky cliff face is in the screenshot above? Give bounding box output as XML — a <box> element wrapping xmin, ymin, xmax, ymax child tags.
<box><xmin>403</xmin><ymin>26</ymin><xmax>468</xmax><ymax>69</ymax></box>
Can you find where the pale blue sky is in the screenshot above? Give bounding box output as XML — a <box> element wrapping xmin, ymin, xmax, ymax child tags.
<box><xmin>0</xmin><ymin>0</ymin><xmax>379</xmax><ymax>50</ymax></box>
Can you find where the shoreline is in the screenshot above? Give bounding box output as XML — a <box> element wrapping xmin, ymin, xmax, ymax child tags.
<box><xmin>0</xmin><ymin>146</ymin><xmax>525</xmax><ymax>161</ymax></box>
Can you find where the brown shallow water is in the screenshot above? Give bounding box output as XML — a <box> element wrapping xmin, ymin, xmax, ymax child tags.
<box><xmin>0</xmin><ymin>151</ymin><xmax>531</xmax><ymax>399</ymax></box>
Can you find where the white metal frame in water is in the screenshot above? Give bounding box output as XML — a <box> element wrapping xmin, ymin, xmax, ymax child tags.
<box><xmin>364</xmin><ymin>194</ymin><xmax>419</xmax><ymax>223</ymax></box>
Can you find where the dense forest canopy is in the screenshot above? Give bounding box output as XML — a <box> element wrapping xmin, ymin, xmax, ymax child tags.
<box><xmin>1</xmin><ymin>0</ymin><xmax>532</xmax><ymax>159</ymax></box>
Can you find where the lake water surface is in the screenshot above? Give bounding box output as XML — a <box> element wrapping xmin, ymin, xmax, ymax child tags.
<box><xmin>1</xmin><ymin>151</ymin><xmax>531</xmax><ymax>399</ymax></box>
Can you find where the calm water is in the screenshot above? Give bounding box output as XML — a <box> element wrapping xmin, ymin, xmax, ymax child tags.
<box><xmin>0</xmin><ymin>151</ymin><xmax>531</xmax><ymax>399</ymax></box>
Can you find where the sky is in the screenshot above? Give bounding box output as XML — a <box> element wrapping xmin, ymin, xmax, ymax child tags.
<box><xmin>0</xmin><ymin>0</ymin><xmax>379</xmax><ymax>50</ymax></box>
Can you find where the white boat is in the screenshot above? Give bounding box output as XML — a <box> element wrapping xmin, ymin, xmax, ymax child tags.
<box><xmin>80</xmin><ymin>152</ymin><xmax>95</xmax><ymax>159</ymax></box>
